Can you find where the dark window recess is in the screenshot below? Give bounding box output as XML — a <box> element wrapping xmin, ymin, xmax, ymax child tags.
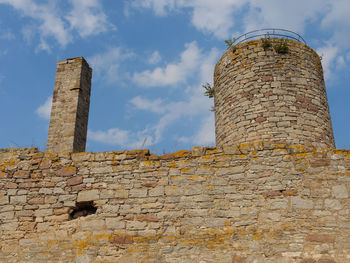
<box><xmin>69</xmin><ymin>201</ymin><xmax>97</xmax><ymax>220</ymax></box>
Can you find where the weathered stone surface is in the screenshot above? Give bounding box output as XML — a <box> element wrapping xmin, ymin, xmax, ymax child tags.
<box><xmin>57</xmin><ymin>167</ymin><xmax>76</xmax><ymax>176</ymax></box>
<box><xmin>305</xmin><ymin>233</ymin><xmax>335</xmax><ymax>243</ymax></box>
<box><xmin>325</xmin><ymin>199</ymin><xmax>342</xmax><ymax>210</ymax></box>
<box><xmin>67</xmin><ymin>176</ymin><xmax>83</xmax><ymax>186</ymax></box>
<box><xmin>332</xmin><ymin>184</ymin><xmax>348</xmax><ymax>199</ymax></box>
<box><xmin>291</xmin><ymin>196</ymin><xmax>313</xmax><ymax>209</ymax></box>
<box><xmin>46</xmin><ymin>57</ymin><xmax>92</xmax><ymax>153</ymax></box>
<box><xmin>77</xmin><ymin>189</ymin><xmax>99</xmax><ymax>202</ymax></box>
<box><xmin>106</xmin><ymin>218</ymin><xmax>125</xmax><ymax>229</ymax></box>
<box><xmin>0</xmin><ymin>40</ymin><xmax>349</xmax><ymax>262</ymax></box>
<box><xmin>214</xmin><ymin>39</ymin><xmax>334</xmax><ymax>149</ymax></box>
<box><xmin>10</xmin><ymin>195</ymin><xmax>26</xmax><ymax>204</ymax></box>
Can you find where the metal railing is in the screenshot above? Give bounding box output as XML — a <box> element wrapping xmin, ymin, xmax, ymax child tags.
<box><xmin>234</xmin><ymin>28</ymin><xmax>306</xmax><ymax>45</ymax></box>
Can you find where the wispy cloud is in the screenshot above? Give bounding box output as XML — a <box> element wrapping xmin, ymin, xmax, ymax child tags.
<box><xmin>193</xmin><ymin>113</ymin><xmax>215</xmax><ymax>145</ymax></box>
<box><xmin>36</xmin><ymin>96</ymin><xmax>52</xmax><ymax>120</ymax></box>
<box><xmin>317</xmin><ymin>44</ymin><xmax>338</xmax><ymax>81</ymax></box>
<box><xmin>130</xmin><ymin>0</ymin><xmax>350</xmax><ymax>83</ymax></box>
<box><xmin>0</xmin><ymin>29</ymin><xmax>15</xmax><ymax>40</ymax></box>
<box><xmin>89</xmin><ymin>43</ymin><xmax>218</xmax><ymax>149</ymax></box>
<box><xmin>133</xmin><ymin>41</ymin><xmax>202</xmax><ymax>87</ymax></box>
<box><xmin>0</xmin><ymin>0</ymin><xmax>113</xmax><ymax>51</ymax></box>
<box><xmin>130</xmin><ymin>96</ymin><xmax>165</xmax><ymax>114</ymax></box>
<box><xmin>0</xmin><ymin>73</ymin><xmax>4</xmax><ymax>94</ymax></box>
<box><xmin>148</xmin><ymin>51</ymin><xmax>161</xmax><ymax>64</ymax></box>
<box><xmin>66</xmin><ymin>0</ymin><xmax>113</xmax><ymax>37</ymax></box>
<box><xmin>129</xmin><ymin>0</ymin><xmax>245</xmax><ymax>38</ymax></box>
<box><xmin>89</xmin><ymin>46</ymin><xmax>134</xmax><ymax>84</ymax></box>
<box><xmin>88</xmin><ymin>128</ymin><xmax>154</xmax><ymax>149</ymax></box>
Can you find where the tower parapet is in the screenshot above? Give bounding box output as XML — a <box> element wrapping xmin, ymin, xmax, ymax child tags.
<box><xmin>46</xmin><ymin>57</ymin><xmax>92</xmax><ymax>153</ymax></box>
<box><xmin>214</xmin><ymin>32</ymin><xmax>334</xmax><ymax>148</ymax></box>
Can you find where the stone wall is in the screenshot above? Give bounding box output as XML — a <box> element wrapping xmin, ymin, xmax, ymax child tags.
<box><xmin>46</xmin><ymin>57</ymin><xmax>92</xmax><ymax>153</ymax></box>
<box><xmin>1</xmin><ymin>143</ymin><xmax>350</xmax><ymax>262</ymax></box>
<box><xmin>214</xmin><ymin>39</ymin><xmax>335</xmax><ymax>148</ymax></box>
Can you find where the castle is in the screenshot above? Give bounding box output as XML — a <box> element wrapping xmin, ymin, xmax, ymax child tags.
<box><xmin>1</xmin><ymin>30</ymin><xmax>349</xmax><ymax>263</ymax></box>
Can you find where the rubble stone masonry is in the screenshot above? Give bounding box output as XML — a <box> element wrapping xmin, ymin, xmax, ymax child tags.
<box><xmin>1</xmin><ymin>143</ymin><xmax>350</xmax><ymax>262</ymax></box>
<box><xmin>46</xmin><ymin>57</ymin><xmax>92</xmax><ymax>153</ymax></box>
<box><xmin>214</xmin><ymin>39</ymin><xmax>335</xmax><ymax>148</ymax></box>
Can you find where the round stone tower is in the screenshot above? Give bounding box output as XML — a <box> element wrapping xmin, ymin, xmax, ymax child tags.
<box><xmin>214</xmin><ymin>31</ymin><xmax>335</xmax><ymax>148</ymax></box>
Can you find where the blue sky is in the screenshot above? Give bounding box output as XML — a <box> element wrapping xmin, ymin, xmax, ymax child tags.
<box><xmin>0</xmin><ymin>0</ymin><xmax>349</xmax><ymax>153</ymax></box>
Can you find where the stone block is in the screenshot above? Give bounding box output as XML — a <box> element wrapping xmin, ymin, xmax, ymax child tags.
<box><xmin>77</xmin><ymin>189</ymin><xmax>99</xmax><ymax>202</ymax></box>
<box><xmin>81</xmin><ymin>219</ymin><xmax>106</xmax><ymax>230</ymax></box>
<box><xmin>126</xmin><ymin>221</ymin><xmax>147</xmax><ymax>230</ymax></box>
<box><xmin>103</xmin><ymin>204</ymin><xmax>120</xmax><ymax>213</ymax></box>
<box><xmin>45</xmin><ymin>214</ymin><xmax>69</xmax><ymax>222</ymax></box>
<box><xmin>35</xmin><ymin>209</ymin><xmax>53</xmax><ymax>217</ymax></box>
<box><xmin>115</xmin><ymin>189</ymin><xmax>128</xmax><ymax>199</ymax></box>
<box><xmin>205</xmin><ymin>218</ymin><xmax>230</xmax><ymax>227</ymax></box>
<box><xmin>149</xmin><ymin>186</ymin><xmax>164</xmax><ymax>197</ymax></box>
<box><xmin>10</xmin><ymin>195</ymin><xmax>26</xmax><ymax>204</ymax></box>
<box><xmin>270</xmin><ymin>200</ymin><xmax>288</xmax><ymax>210</ymax></box>
<box><xmin>90</xmin><ymin>166</ymin><xmax>113</xmax><ymax>174</ymax></box>
<box><xmin>45</xmin><ymin>195</ymin><xmax>57</xmax><ymax>204</ymax></box>
<box><xmin>165</xmin><ymin>186</ymin><xmax>181</xmax><ymax>196</ymax></box>
<box><xmin>67</xmin><ymin>176</ymin><xmax>83</xmax><ymax>186</ymax></box>
<box><xmin>291</xmin><ymin>197</ymin><xmax>313</xmax><ymax>209</ymax></box>
<box><xmin>28</xmin><ymin>197</ymin><xmax>45</xmax><ymax>205</ymax></box>
<box><xmin>0</xmin><ymin>211</ymin><xmax>14</xmax><ymax>220</ymax></box>
<box><xmin>0</xmin><ymin>221</ymin><xmax>18</xmax><ymax>231</ymax></box>
<box><xmin>305</xmin><ymin>233</ymin><xmax>335</xmax><ymax>243</ymax></box>
<box><xmin>0</xmin><ymin>205</ymin><xmax>14</xmax><ymax>213</ymax></box>
<box><xmin>57</xmin><ymin>167</ymin><xmax>77</xmax><ymax>176</ymax></box>
<box><xmin>332</xmin><ymin>185</ymin><xmax>348</xmax><ymax>199</ymax></box>
<box><xmin>325</xmin><ymin>199</ymin><xmax>342</xmax><ymax>210</ymax></box>
<box><xmin>106</xmin><ymin>218</ymin><xmax>125</xmax><ymax>229</ymax></box>
<box><xmin>54</xmin><ymin>207</ymin><xmax>71</xmax><ymax>215</ymax></box>
<box><xmin>15</xmin><ymin>210</ymin><xmax>33</xmax><ymax>217</ymax></box>
<box><xmin>0</xmin><ymin>195</ymin><xmax>9</xmax><ymax>205</ymax></box>
<box><xmin>100</xmin><ymin>189</ymin><xmax>115</xmax><ymax>199</ymax></box>
<box><xmin>129</xmin><ymin>188</ymin><xmax>147</xmax><ymax>198</ymax></box>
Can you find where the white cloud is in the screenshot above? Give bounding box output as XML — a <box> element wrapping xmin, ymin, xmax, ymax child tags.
<box><xmin>148</xmin><ymin>51</ymin><xmax>162</xmax><ymax>64</ymax></box>
<box><xmin>0</xmin><ymin>0</ymin><xmax>112</xmax><ymax>51</ymax></box>
<box><xmin>129</xmin><ymin>0</ymin><xmax>350</xmax><ymax>50</ymax></box>
<box><xmin>321</xmin><ymin>0</ymin><xmax>350</xmax><ymax>48</ymax></box>
<box><xmin>317</xmin><ymin>44</ymin><xmax>339</xmax><ymax>81</ymax></box>
<box><xmin>89</xmin><ymin>46</ymin><xmax>134</xmax><ymax>83</ymax></box>
<box><xmin>129</xmin><ymin>0</ymin><xmax>176</xmax><ymax>16</ymax></box>
<box><xmin>66</xmin><ymin>0</ymin><xmax>112</xmax><ymax>37</ymax></box>
<box><xmin>244</xmin><ymin>0</ymin><xmax>328</xmax><ymax>33</ymax></box>
<box><xmin>0</xmin><ymin>30</ymin><xmax>15</xmax><ymax>40</ymax></box>
<box><xmin>128</xmin><ymin>45</ymin><xmax>218</xmax><ymax>145</ymax></box>
<box><xmin>0</xmin><ymin>0</ymin><xmax>72</xmax><ymax>48</ymax></box>
<box><xmin>90</xmin><ymin>42</ymin><xmax>218</xmax><ymax>149</ymax></box>
<box><xmin>187</xmin><ymin>0</ymin><xmax>245</xmax><ymax>38</ymax></box>
<box><xmin>193</xmin><ymin>113</ymin><xmax>215</xmax><ymax>145</ymax></box>
<box><xmin>130</xmin><ymin>0</ymin><xmax>350</xmax><ymax>80</ymax></box>
<box><xmin>130</xmin><ymin>96</ymin><xmax>165</xmax><ymax>114</ymax></box>
<box><xmin>88</xmin><ymin>128</ymin><xmax>154</xmax><ymax>149</ymax></box>
<box><xmin>36</xmin><ymin>96</ymin><xmax>52</xmax><ymax>120</ymax></box>
<box><xmin>130</xmin><ymin>0</ymin><xmax>245</xmax><ymax>38</ymax></box>
<box><xmin>0</xmin><ymin>74</ymin><xmax>4</xmax><ymax>94</ymax></box>
<box><xmin>133</xmin><ymin>41</ymin><xmax>201</xmax><ymax>87</ymax></box>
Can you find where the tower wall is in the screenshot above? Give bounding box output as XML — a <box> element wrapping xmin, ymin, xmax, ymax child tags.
<box><xmin>214</xmin><ymin>39</ymin><xmax>335</xmax><ymax>148</ymax></box>
<box><xmin>46</xmin><ymin>57</ymin><xmax>92</xmax><ymax>153</ymax></box>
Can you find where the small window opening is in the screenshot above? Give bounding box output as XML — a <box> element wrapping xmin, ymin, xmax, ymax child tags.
<box><xmin>69</xmin><ymin>201</ymin><xmax>97</xmax><ymax>220</ymax></box>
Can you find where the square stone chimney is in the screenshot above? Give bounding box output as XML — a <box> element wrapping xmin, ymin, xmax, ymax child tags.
<box><xmin>46</xmin><ymin>57</ymin><xmax>92</xmax><ymax>153</ymax></box>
